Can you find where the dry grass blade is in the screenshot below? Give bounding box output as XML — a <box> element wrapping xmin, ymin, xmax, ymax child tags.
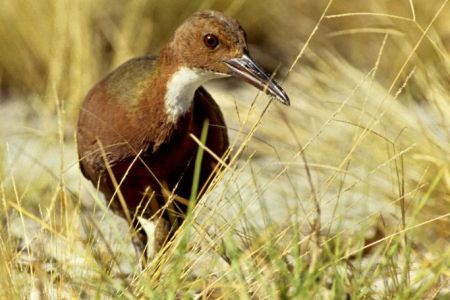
<box><xmin>1</xmin><ymin>0</ymin><xmax>449</xmax><ymax>298</ymax></box>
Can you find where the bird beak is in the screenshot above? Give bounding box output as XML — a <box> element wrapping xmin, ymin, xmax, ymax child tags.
<box><xmin>225</xmin><ymin>52</ymin><xmax>290</xmax><ymax>105</ymax></box>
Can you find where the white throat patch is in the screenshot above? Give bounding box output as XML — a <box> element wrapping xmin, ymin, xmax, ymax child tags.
<box><xmin>164</xmin><ymin>67</ymin><xmax>226</xmax><ymax>123</ymax></box>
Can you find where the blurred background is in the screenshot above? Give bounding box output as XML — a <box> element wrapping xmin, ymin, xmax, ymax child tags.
<box><xmin>0</xmin><ymin>0</ymin><xmax>449</xmax><ymax>298</ymax></box>
<box><xmin>1</xmin><ymin>0</ymin><xmax>449</xmax><ymax>110</ymax></box>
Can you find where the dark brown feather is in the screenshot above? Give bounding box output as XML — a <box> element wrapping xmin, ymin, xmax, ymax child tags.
<box><xmin>77</xmin><ymin>56</ymin><xmax>228</xmax><ymax>224</ymax></box>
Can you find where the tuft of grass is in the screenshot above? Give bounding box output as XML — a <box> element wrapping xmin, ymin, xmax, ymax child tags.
<box><xmin>1</xmin><ymin>0</ymin><xmax>449</xmax><ymax>298</ymax></box>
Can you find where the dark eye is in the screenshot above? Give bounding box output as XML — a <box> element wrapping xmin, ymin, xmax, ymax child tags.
<box><xmin>203</xmin><ymin>33</ymin><xmax>219</xmax><ymax>50</ymax></box>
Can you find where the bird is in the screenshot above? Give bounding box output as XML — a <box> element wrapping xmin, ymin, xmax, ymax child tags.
<box><xmin>76</xmin><ymin>10</ymin><xmax>289</xmax><ymax>257</ymax></box>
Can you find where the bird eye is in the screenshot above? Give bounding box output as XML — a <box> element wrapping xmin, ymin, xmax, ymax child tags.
<box><xmin>203</xmin><ymin>33</ymin><xmax>219</xmax><ymax>50</ymax></box>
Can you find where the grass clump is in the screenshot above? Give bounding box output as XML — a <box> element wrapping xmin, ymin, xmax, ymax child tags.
<box><xmin>1</xmin><ymin>0</ymin><xmax>449</xmax><ymax>298</ymax></box>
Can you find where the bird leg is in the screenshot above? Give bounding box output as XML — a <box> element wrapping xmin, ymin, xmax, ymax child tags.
<box><xmin>135</xmin><ymin>181</ymin><xmax>188</xmax><ymax>261</ymax></box>
<box><xmin>137</xmin><ymin>216</ymin><xmax>170</xmax><ymax>260</ymax></box>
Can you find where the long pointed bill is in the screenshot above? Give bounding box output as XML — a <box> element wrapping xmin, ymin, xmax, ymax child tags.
<box><xmin>225</xmin><ymin>53</ymin><xmax>290</xmax><ymax>105</ymax></box>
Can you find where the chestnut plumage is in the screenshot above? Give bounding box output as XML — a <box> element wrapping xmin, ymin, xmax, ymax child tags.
<box><xmin>76</xmin><ymin>10</ymin><xmax>289</xmax><ymax>256</ymax></box>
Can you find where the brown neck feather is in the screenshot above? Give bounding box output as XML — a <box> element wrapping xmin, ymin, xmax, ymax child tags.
<box><xmin>136</xmin><ymin>45</ymin><xmax>193</xmax><ymax>153</ymax></box>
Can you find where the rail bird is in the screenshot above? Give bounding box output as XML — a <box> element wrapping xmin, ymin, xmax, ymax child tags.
<box><xmin>77</xmin><ymin>10</ymin><xmax>289</xmax><ymax>257</ymax></box>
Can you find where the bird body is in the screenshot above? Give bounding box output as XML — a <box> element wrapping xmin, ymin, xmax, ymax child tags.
<box><xmin>78</xmin><ymin>56</ymin><xmax>228</xmax><ymax>217</ymax></box>
<box><xmin>77</xmin><ymin>10</ymin><xmax>289</xmax><ymax>254</ymax></box>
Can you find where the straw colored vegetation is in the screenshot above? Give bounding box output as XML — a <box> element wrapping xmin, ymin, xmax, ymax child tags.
<box><xmin>1</xmin><ymin>0</ymin><xmax>449</xmax><ymax>299</ymax></box>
